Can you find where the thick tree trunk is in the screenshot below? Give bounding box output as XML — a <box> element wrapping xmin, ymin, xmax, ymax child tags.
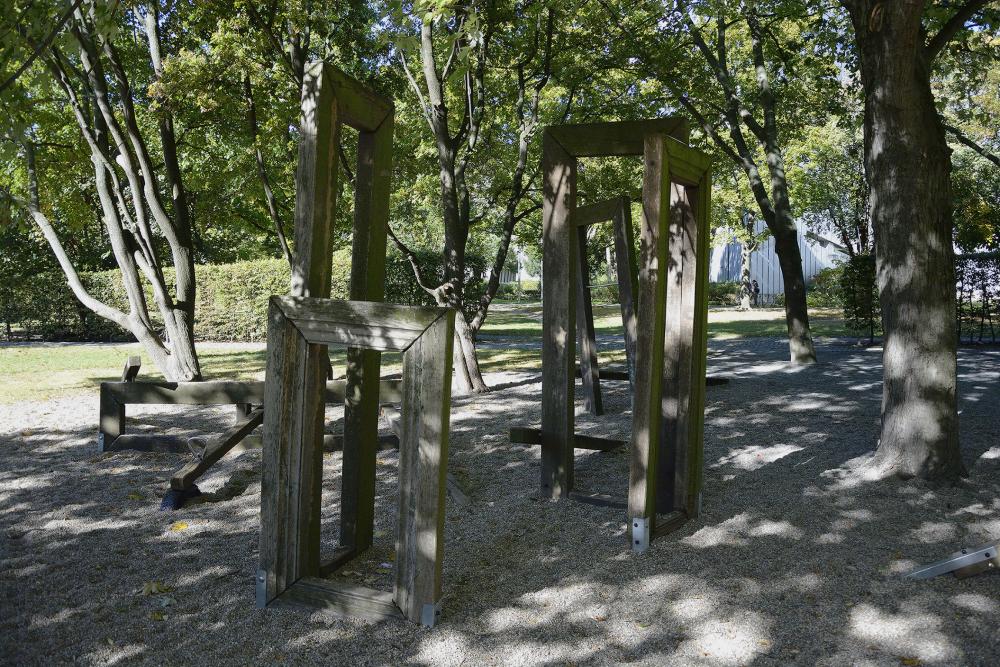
<box><xmin>846</xmin><ymin>1</ymin><xmax>964</xmax><ymax>480</ymax></box>
<box><xmin>773</xmin><ymin>227</ymin><xmax>816</xmax><ymax>363</ymax></box>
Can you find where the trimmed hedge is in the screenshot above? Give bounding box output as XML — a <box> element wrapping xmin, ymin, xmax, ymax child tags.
<box><xmin>2</xmin><ymin>249</ymin><xmax>487</xmax><ymax>342</ymax></box>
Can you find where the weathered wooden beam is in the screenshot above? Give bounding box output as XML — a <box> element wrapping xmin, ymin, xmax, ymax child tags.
<box><xmin>575</xmin><ymin>224</ymin><xmax>604</xmax><ymax>415</ymax></box>
<box><xmin>279</xmin><ymin>577</ymin><xmax>402</xmax><ymax>622</ymax></box>
<box><xmin>568</xmin><ymin>491</ymin><xmax>628</xmax><ymax>510</ymax></box>
<box><xmin>510</xmin><ymin>427</ymin><xmax>625</xmax><ymax>451</ymax></box>
<box><xmin>121</xmin><ymin>356</ymin><xmax>141</xmax><ymax>382</ymax></box>
<box><xmin>547</xmin><ymin>118</ymin><xmax>689</xmax><ymax>157</ymax></box>
<box><xmin>170</xmin><ymin>408</ymin><xmax>264</xmax><ymax>490</ymax></box>
<box><xmin>100</xmin><ymin>379</ymin><xmax>402</xmax><ymax>407</ymax></box>
<box><xmin>540</xmin><ymin>131</ymin><xmax>577</xmax><ymax>499</ymax></box>
<box><xmin>394</xmin><ymin>311</ymin><xmax>454</xmax><ymax>626</ymax></box>
<box><xmin>318</xmin><ymin>546</ymin><xmax>356</xmax><ymax>577</ymax></box>
<box><xmin>574</xmin><ymin>196</ymin><xmax>629</xmax><ymax>227</ymax></box>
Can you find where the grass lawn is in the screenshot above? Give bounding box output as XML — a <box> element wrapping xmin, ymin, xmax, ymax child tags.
<box><xmin>0</xmin><ymin>305</ymin><xmax>846</xmax><ymax>404</ymax></box>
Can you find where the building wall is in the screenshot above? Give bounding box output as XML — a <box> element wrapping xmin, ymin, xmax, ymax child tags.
<box><xmin>709</xmin><ymin>220</ymin><xmax>846</xmax><ymax>304</ymax></box>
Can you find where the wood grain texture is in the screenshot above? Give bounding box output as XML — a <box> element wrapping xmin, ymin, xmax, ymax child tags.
<box><xmin>540</xmin><ymin>130</ymin><xmax>577</xmax><ymax>499</ymax></box>
<box><xmin>575</xmin><ymin>224</ymin><xmax>604</xmax><ymax>415</ymax></box>
<box><xmin>548</xmin><ymin>118</ymin><xmax>689</xmax><ymax>157</ymax></box>
<box><xmin>170</xmin><ymin>408</ymin><xmax>264</xmax><ymax>490</ymax></box>
<box><xmin>628</xmin><ymin>135</ymin><xmax>670</xmax><ymax>533</ymax></box>
<box><xmin>281</xmin><ymin>577</ymin><xmax>402</xmax><ymax>622</ymax></box>
<box><xmin>395</xmin><ymin>311</ymin><xmax>454</xmax><ymax>624</ymax></box>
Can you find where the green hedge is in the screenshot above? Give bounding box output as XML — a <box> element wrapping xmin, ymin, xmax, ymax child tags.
<box><xmin>806</xmin><ymin>266</ymin><xmax>844</xmax><ymax>308</ymax></box>
<box><xmin>2</xmin><ymin>249</ymin><xmax>487</xmax><ymax>342</ymax></box>
<box><xmin>708</xmin><ymin>281</ymin><xmax>741</xmax><ymax>306</ymax></box>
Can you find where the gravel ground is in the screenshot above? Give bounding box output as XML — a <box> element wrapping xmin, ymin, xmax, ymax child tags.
<box><xmin>1</xmin><ymin>338</ymin><xmax>998</xmax><ymax>666</ymax></box>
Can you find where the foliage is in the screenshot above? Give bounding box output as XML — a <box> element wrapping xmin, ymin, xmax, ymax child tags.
<box><xmin>708</xmin><ymin>282</ymin><xmax>741</xmax><ymax>307</ymax></box>
<box><xmin>839</xmin><ymin>255</ymin><xmax>880</xmax><ymax>341</ymax></box>
<box><xmin>1</xmin><ymin>250</ymin><xmax>486</xmax><ymax>343</ymax></box>
<box><xmin>806</xmin><ymin>266</ymin><xmax>844</xmax><ymax>308</ymax></box>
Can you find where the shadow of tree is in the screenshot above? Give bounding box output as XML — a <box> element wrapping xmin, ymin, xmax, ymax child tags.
<box><xmin>1</xmin><ymin>339</ymin><xmax>998</xmax><ymax>665</ymax></box>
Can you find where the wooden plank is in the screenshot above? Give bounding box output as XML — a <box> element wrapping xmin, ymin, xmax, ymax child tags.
<box><xmin>280</xmin><ymin>577</ymin><xmax>402</xmax><ymax>622</ymax></box>
<box><xmin>395</xmin><ymin>312</ymin><xmax>454</xmax><ymax>626</ymax></box>
<box><xmin>574</xmin><ymin>196</ymin><xmax>627</xmax><ymax>227</ymax></box>
<box><xmin>655</xmin><ymin>181</ymin><xmax>690</xmax><ymax>515</ymax></box>
<box><xmin>685</xmin><ymin>170</ymin><xmax>713</xmax><ymax>518</ymax></box>
<box><xmin>290</xmin><ymin>61</ymin><xmax>340</xmax><ymax>299</ymax></box>
<box><xmin>568</xmin><ymin>491</ymin><xmax>628</xmax><ymax>510</ymax></box>
<box><xmin>547</xmin><ymin>118</ymin><xmax>689</xmax><ymax>157</ymax></box>
<box><xmin>121</xmin><ymin>356</ymin><xmax>141</xmax><ymax>382</ymax></box>
<box><xmin>613</xmin><ymin>200</ymin><xmax>640</xmax><ymax>387</ymax></box>
<box><xmin>276</xmin><ymin>297</ymin><xmax>438</xmax><ymax>333</ymax></box>
<box><xmin>101</xmin><ymin>379</ymin><xmax>402</xmax><ymax>407</ymax></box>
<box><xmin>651</xmin><ymin>510</ymin><xmax>688</xmax><ymax>539</ymax></box>
<box><xmin>170</xmin><ymin>408</ymin><xmax>264</xmax><ymax>490</ymax></box>
<box><xmin>509</xmin><ymin>427</ymin><xmax>624</xmax><ymax>451</ymax></box>
<box><xmin>323</xmin><ymin>63</ymin><xmax>393</xmax><ymax>133</ymax></box>
<box><xmin>628</xmin><ymin>134</ymin><xmax>671</xmax><ymax>537</ymax></box>
<box><xmin>318</xmin><ymin>546</ymin><xmax>356</xmax><ymax>577</ymax></box>
<box><xmin>576</xmin><ymin>366</ymin><xmax>630</xmax><ymax>382</ymax></box>
<box><xmin>540</xmin><ymin>130</ymin><xmax>577</xmax><ymax>499</ymax></box>
<box><xmin>575</xmin><ymin>224</ymin><xmax>604</xmax><ymax>415</ymax></box>
<box><xmin>98</xmin><ymin>384</ymin><xmax>124</xmax><ymax>452</ymax></box>
<box><xmin>341</xmin><ymin>115</ymin><xmax>392</xmax><ymax>553</ymax></box>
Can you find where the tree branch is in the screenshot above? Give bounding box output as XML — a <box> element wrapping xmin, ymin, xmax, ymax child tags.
<box><xmin>944</xmin><ymin>122</ymin><xmax>1000</xmax><ymax>168</ymax></box>
<box><xmin>926</xmin><ymin>0</ymin><xmax>991</xmax><ymax>62</ymax></box>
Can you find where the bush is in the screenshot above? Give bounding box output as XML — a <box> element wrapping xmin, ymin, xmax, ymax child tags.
<box><xmin>840</xmin><ymin>255</ymin><xmax>881</xmax><ymax>340</ymax></box>
<box><xmin>806</xmin><ymin>266</ymin><xmax>844</xmax><ymax>308</ymax></box>
<box><xmin>495</xmin><ymin>281</ymin><xmax>540</xmax><ymax>302</ymax></box>
<box><xmin>708</xmin><ymin>281</ymin><xmax>741</xmax><ymax>306</ymax></box>
<box><xmin>1</xmin><ymin>250</ymin><xmax>489</xmax><ymax>342</ymax></box>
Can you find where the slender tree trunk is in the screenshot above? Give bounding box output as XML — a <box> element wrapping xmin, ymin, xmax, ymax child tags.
<box><xmin>845</xmin><ymin>1</ymin><xmax>964</xmax><ymax>480</ymax></box>
<box><xmin>773</xmin><ymin>227</ymin><xmax>816</xmax><ymax>363</ymax></box>
<box><xmin>740</xmin><ymin>243</ymin><xmax>752</xmax><ymax>310</ymax></box>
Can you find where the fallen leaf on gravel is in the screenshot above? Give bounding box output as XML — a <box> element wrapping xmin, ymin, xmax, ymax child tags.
<box><xmin>169</xmin><ymin>521</ymin><xmax>189</xmax><ymax>532</ymax></box>
<box><xmin>21</xmin><ymin>430</ymin><xmax>32</xmax><ymax>437</ymax></box>
<box><xmin>127</xmin><ymin>492</ymin><xmax>144</xmax><ymax>501</ymax></box>
<box><xmin>592</xmin><ymin>615</ymin><xmax>607</xmax><ymax>622</ymax></box>
<box><xmin>141</xmin><ymin>582</ymin><xmax>173</xmax><ymax>596</ymax></box>
<box><xmin>149</xmin><ymin>611</ymin><xmax>167</xmax><ymax>621</ymax></box>
<box><xmin>900</xmin><ymin>658</ymin><xmax>921</xmax><ymax>666</ymax></box>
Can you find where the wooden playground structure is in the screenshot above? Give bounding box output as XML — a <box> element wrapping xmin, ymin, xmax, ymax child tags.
<box><xmin>96</xmin><ymin>62</ymin><xmax>714</xmax><ymax>625</ymax></box>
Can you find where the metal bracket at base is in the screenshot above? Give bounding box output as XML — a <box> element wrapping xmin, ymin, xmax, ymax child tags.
<box><xmin>421</xmin><ymin>602</ymin><xmax>442</xmax><ymax>628</ymax></box>
<box><xmin>631</xmin><ymin>517</ymin><xmax>649</xmax><ymax>553</ymax></box>
<box><xmin>905</xmin><ymin>543</ymin><xmax>999</xmax><ymax>580</ymax></box>
<box><xmin>255</xmin><ymin>569</ymin><xmax>268</xmax><ymax>608</ymax></box>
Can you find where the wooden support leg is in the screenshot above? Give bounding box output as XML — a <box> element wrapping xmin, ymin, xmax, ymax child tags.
<box><xmin>575</xmin><ymin>225</ymin><xmax>604</xmax><ymax>415</ymax></box>
<box><xmin>613</xmin><ymin>198</ymin><xmax>640</xmax><ymax>388</ymax></box>
<box><xmin>394</xmin><ymin>311</ymin><xmax>454</xmax><ymax>626</ymax></box>
<box><xmin>540</xmin><ymin>131</ymin><xmax>577</xmax><ymax>499</ymax></box>
<box><xmin>98</xmin><ymin>384</ymin><xmax>124</xmax><ymax>452</ymax></box>
<box><xmin>170</xmin><ymin>408</ymin><xmax>264</xmax><ymax>490</ymax></box>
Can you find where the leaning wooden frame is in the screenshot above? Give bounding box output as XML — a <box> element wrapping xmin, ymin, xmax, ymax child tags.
<box><xmin>257</xmin><ymin>297</ymin><xmax>454</xmax><ymax>627</ymax></box>
<box><xmin>572</xmin><ymin>195</ymin><xmax>639</xmax><ymax>415</ymax></box>
<box><xmin>539</xmin><ymin>119</ymin><xmax>712</xmax><ymax>552</ymax></box>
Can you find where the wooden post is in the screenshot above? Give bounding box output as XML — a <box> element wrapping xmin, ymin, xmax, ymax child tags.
<box><xmin>394</xmin><ymin>310</ymin><xmax>454</xmax><ymax>625</ymax></box>
<box><xmin>540</xmin><ymin>130</ymin><xmax>577</xmax><ymax>499</ymax></box>
<box><xmin>575</xmin><ymin>225</ymin><xmax>603</xmax><ymax>415</ymax></box>
<box><xmin>98</xmin><ymin>385</ymin><xmax>124</xmax><ymax>452</ymax></box>
<box><xmin>628</xmin><ymin>134</ymin><xmax>671</xmax><ymax>548</ymax></box>
<box><xmin>612</xmin><ymin>198</ymin><xmax>640</xmax><ymax>386</ymax></box>
<box><xmin>341</xmin><ymin>109</ymin><xmax>393</xmax><ymax>553</ymax></box>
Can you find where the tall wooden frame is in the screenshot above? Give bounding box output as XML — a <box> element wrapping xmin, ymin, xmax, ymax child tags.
<box><xmin>258</xmin><ymin>297</ymin><xmax>454</xmax><ymax>626</ymax></box>
<box><xmin>573</xmin><ymin>195</ymin><xmax>639</xmax><ymax>415</ymax></box>
<box><xmin>540</xmin><ymin>120</ymin><xmax>711</xmax><ymax>552</ymax></box>
<box><xmin>290</xmin><ymin>62</ymin><xmax>393</xmax><ymax>555</ymax></box>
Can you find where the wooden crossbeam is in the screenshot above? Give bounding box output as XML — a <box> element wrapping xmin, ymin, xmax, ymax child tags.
<box><xmin>170</xmin><ymin>408</ymin><xmax>264</xmax><ymax>490</ymax></box>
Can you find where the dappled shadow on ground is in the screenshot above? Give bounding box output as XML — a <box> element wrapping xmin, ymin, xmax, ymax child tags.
<box><xmin>1</xmin><ymin>339</ymin><xmax>998</xmax><ymax>665</ymax></box>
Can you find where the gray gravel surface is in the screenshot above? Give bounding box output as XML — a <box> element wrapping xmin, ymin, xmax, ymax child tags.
<box><xmin>1</xmin><ymin>338</ymin><xmax>998</xmax><ymax>666</ymax></box>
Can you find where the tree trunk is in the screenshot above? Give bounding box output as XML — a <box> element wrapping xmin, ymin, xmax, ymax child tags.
<box><xmin>773</xmin><ymin>227</ymin><xmax>817</xmax><ymax>363</ymax></box>
<box><xmin>740</xmin><ymin>244</ymin><xmax>752</xmax><ymax>310</ymax></box>
<box><xmin>845</xmin><ymin>1</ymin><xmax>964</xmax><ymax>480</ymax></box>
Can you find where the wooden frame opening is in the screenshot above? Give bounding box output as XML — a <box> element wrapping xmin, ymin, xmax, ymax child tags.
<box><xmin>538</xmin><ymin>119</ymin><xmax>712</xmax><ymax>551</ymax></box>
<box><xmin>258</xmin><ymin>297</ymin><xmax>454</xmax><ymax>626</ymax></box>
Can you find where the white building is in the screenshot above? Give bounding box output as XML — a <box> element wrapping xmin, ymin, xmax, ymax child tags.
<box><xmin>709</xmin><ymin>220</ymin><xmax>847</xmax><ymax>304</ymax></box>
